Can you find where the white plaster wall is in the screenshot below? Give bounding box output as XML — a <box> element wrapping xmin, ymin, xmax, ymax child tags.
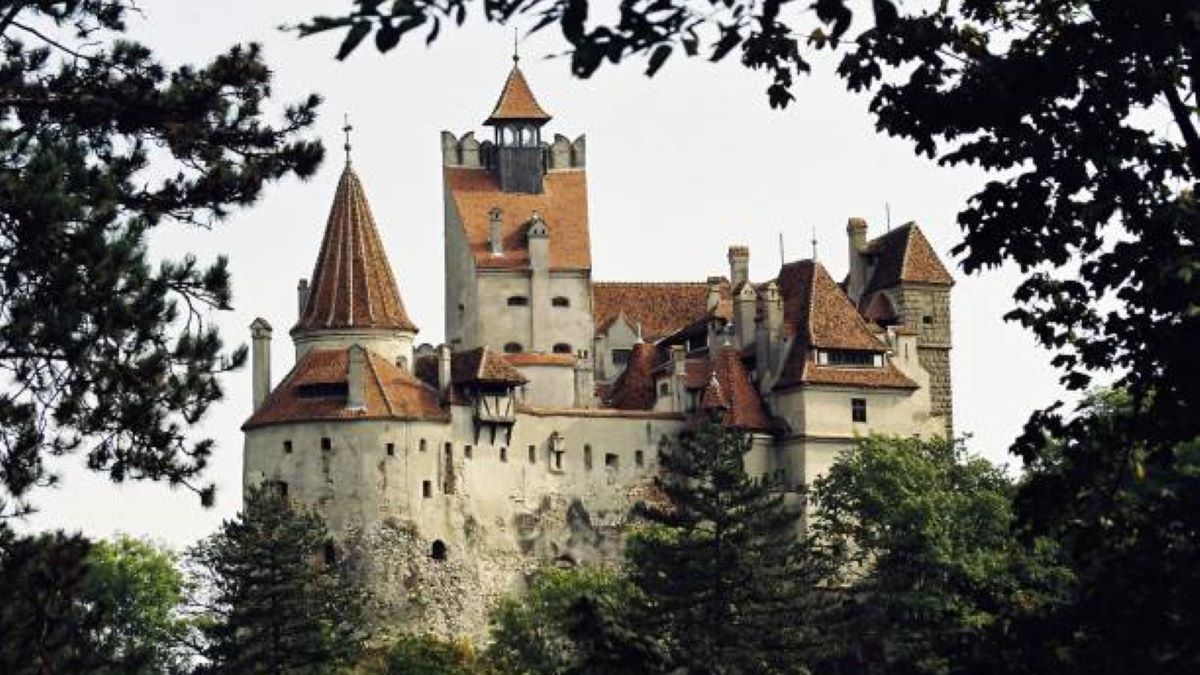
<box><xmin>293</xmin><ymin>329</ymin><xmax>414</xmax><ymax>369</ymax></box>
<box><xmin>443</xmin><ymin>184</ymin><xmax>480</xmax><ymax>350</ymax></box>
<box><xmin>595</xmin><ymin>317</ymin><xmax>639</xmax><ymax>382</ymax></box>
<box><xmin>517</xmin><ymin>364</ymin><xmax>577</xmax><ymax>408</ymax></box>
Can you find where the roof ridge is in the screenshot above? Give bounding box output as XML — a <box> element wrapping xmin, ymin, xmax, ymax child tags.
<box><xmin>365</xmin><ymin>351</ymin><xmax>396</xmax><ymax>416</ymax></box>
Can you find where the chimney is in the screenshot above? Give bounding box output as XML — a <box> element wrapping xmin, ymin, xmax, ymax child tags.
<box><xmin>573</xmin><ymin>356</ymin><xmax>595</xmax><ymax>408</ymax></box>
<box><xmin>437</xmin><ymin>344</ymin><xmax>452</xmax><ymax>401</ymax></box>
<box><xmin>250</xmin><ymin>318</ymin><xmax>273</xmax><ymax>412</ymax></box>
<box><xmin>488</xmin><ymin>207</ymin><xmax>503</xmax><ymax>255</ymax></box>
<box><xmin>846</xmin><ymin>218</ymin><xmax>869</xmax><ymax>303</ymax></box>
<box><xmin>347</xmin><ymin>344</ymin><xmax>367</xmax><ymax>411</ymax></box>
<box><xmin>734</xmin><ymin>282</ymin><xmax>757</xmax><ymax>348</ymax></box>
<box><xmin>670</xmin><ymin>344</ymin><xmax>688</xmax><ymax>413</ymax></box>
<box><xmin>705</xmin><ymin>276</ymin><xmax>723</xmax><ymax>314</ymax></box>
<box><xmin>296</xmin><ymin>279</ymin><xmax>310</xmax><ymax>317</ymax></box>
<box><xmin>528</xmin><ymin>211</ymin><xmax>549</xmax><ymax>271</ymax></box>
<box><xmin>763</xmin><ymin>280</ymin><xmax>783</xmax><ymax>339</ymax></box>
<box><xmin>728</xmin><ymin>245</ymin><xmax>750</xmax><ymax>289</ymax></box>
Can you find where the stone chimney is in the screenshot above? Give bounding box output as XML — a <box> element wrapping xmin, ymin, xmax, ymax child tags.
<box><xmin>763</xmin><ymin>280</ymin><xmax>783</xmax><ymax>340</ymax></box>
<box><xmin>573</xmin><ymin>355</ymin><xmax>595</xmax><ymax>408</ymax></box>
<box><xmin>705</xmin><ymin>276</ymin><xmax>723</xmax><ymax>313</ymax></box>
<box><xmin>670</xmin><ymin>344</ymin><xmax>688</xmax><ymax>413</ymax></box>
<box><xmin>347</xmin><ymin>344</ymin><xmax>367</xmax><ymax>411</ymax></box>
<box><xmin>845</xmin><ymin>217</ymin><xmax>870</xmax><ymax>303</ymax></box>
<box><xmin>250</xmin><ymin>318</ymin><xmax>272</xmax><ymax>412</ymax></box>
<box><xmin>734</xmin><ymin>281</ymin><xmax>757</xmax><ymax>348</ymax></box>
<box><xmin>728</xmin><ymin>245</ymin><xmax>750</xmax><ymax>289</ymax></box>
<box><xmin>528</xmin><ymin>212</ymin><xmax>549</xmax><ymax>270</ymax></box>
<box><xmin>488</xmin><ymin>207</ymin><xmax>503</xmax><ymax>255</ymax></box>
<box><xmin>437</xmin><ymin>344</ymin><xmax>452</xmax><ymax>401</ymax></box>
<box><xmin>296</xmin><ymin>279</ymin><xmax>310</xmax><ymax>317</ymax></box>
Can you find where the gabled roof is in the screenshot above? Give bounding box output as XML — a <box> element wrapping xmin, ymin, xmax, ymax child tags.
<box><xmin>605</xmin><ymin>342</ymin><xmax>665</xmax><ymax>410</ymax></box>
<box><xmin>859</xmin><ymin>290</ymin><xmax>899</xmax><ymax>324</ymax></box>
<box><xmin>485</xmin><ymin>62</ymin><xmax>552</xmax><ymax>125</ymax></box>
<box><xmin>294</xmin><ymin>165</ymin><xmax>417</xmax><ymax>334</ymax></box>
<box><xmin>776</xmin><ymin>261</ymin><xmax>885</xmax><ymax>352</ymax></box>
<box><xmin>452</xmin><ymin>347</ymin><xmax>529</xmax><ymax>385</ymax></box>
<box><xmin>773</xmin><ymin>343</ymin><xmax>918</xmax><ymax>392</ymax></box>
<box><xmin>444</xmin><ymin>167</ymin><xmax>591</xmax><ymax>270</ymax></box>
<box><xmin>698</xmin><ymin>348</ymin><xmax>774</xmax><ymax>432</ymax></box>
<box><xmin>593</xmin><ymin>281</ymin><xmax>732</xmax><ymax>342</ymax></box>
<box><xmin>864</xmin><ymin>223</ymin><xmax>954</xmax><ymax>293</ymax></box>
<box><xmin>243</xmin><ymin>348</ymin><xmax>446</xmax><ymax>429</ymax></box>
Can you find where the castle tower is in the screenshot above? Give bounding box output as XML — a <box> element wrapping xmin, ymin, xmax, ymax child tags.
<box><xmin>484</xmin><ymin>54</ymin><xmax>552</xmax><ymax>194</ymax></box>
<box><xmin>292</xmin><ymin>161</ymin><xmax>419</xmax><ymax>369</ymax></box>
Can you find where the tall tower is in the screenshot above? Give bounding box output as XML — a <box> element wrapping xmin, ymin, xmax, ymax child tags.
<box><xmin>484</xmin><ymin>54</ymin><xmax>552</xmax><ymax>194</ymax></box>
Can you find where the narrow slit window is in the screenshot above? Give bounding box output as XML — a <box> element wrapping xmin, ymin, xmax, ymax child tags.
<box><xmin>386</xmin><ymin>442</ymin><xmax>395</xmax><ymax>456</ymax></box>
<box><xmin>422</xmin><ymin>480</ymin><xmax>432</xmax><ymax>498</ymax></box>
<box><xmin>283</xmin><ymin>440</ymin><xmax>293</xmax><ymax>454</ymax></box>
<box><xmin>464</xmin><ymin>445</ymin><xmax>473</xmax><ymax>459</ymax></box>
<box><xmin>635</xmin><ymin>450</ymin><xmax>644</xmax><ymax>467</ymax></box>
<box><xmin>584</xmin><ymin>445</ymin><xmax>593</xmax><ymax>470</ymax></box>
<box><xmin>851</xmin><ymin>398</ymin><xmax>868</xmax><ymax>423</ymax></box>
<box><xmin>320</xmin><ymin>437</ymin><xmax>331</xmax><ymax>451</ymax></box>
<box><xmin>500</xmin><ymin>447</ymin><xmax>508</xmax><ymax>463</ymax></box>
<box><xmin>528</xmin><ymin>445</ymin><xmax>536</xmax><ymax>464</ymax></box>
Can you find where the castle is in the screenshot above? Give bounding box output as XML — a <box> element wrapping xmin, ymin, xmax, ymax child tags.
<box><xmin>241</xmin><ymin>59</ymin><xmax>954</xmax><ymax>636</ymax></box>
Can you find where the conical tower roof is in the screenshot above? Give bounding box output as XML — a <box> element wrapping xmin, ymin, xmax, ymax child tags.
<box><xmin>293</xmin><ymin>164</ymin><xmax>418</xmax><ymax>334</ymax></box>
<box><xmin>484</xmin><ymin>59</ymin><xmax>552</xmax><ymax>126</ymax></box>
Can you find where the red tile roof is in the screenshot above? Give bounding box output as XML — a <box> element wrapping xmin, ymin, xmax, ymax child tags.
<box><xmin>445</xmin><ymin>167</ymin><xmax>591</xmax><ymax>270</ymax></box>
<box><xmin>294</xmin><ymin>165</ymin><xmax>417</xmax><ymax>334</ymax></box>
<box><xmin>859</xmin><ymin>290</ymin><xmax>899</xmax><ymax>324</ymax></box>
<box><xmin>485</xmin><ymin>63</ymin><xmax>552</xmax><ymax>125</ymax></box>
<box><xmin>696</xmin><ymin>348</ymin><xmax>774</xmax><ymax>432</ymax></box>
<box><xmin>453</xmin><ymin>347</ymin><xmax>529</xmax><ymax>385</ymax></box>
<box><xmin>777</xmin><ymin>261</ymin><xmax>885</xmax><ymax>352</ymax></box>
<box><xmin>503</xmin><ymin>352</ymin><xmax>577</xmax><ymax>367</ymax></box>
<box><xmin>605</xmin><ymin>342</ymin><xmax>664</xmax><ymax>410</ymax></box>
<box><xmin>593</xmin><ymin>281</ymin><xmax>732</xmax><ymax>341</ymax></box>
<box><xmin>864</xmin><ymin>223</ymin><xmax>954</xmax><ymax>293</ymax></box>
<box><xmin>243</xmin><ymin>348</ymin><xmax>447</xmax><ymax>429</ymax></box>
<box><xmin>773</xmin><ymin>344</ymin><xmax>918</xmax><ymax>392</ymax></box>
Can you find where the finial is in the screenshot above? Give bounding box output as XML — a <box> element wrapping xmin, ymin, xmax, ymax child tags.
<box><xmin>811</xmin><ymin>226</ymin><xmax>819</xmax><ymax>262</ymax></box>
<box><xmin>342</xmin><ymin>113</ymin><xmax>354</xmax><ymax>165</ymax></box>
<box><xmin>512</xmin><ymin>27</ymin><xmax>519</xmax><ymax>63</ymax></box>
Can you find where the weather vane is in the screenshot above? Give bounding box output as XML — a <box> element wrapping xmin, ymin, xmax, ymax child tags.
<box><xmin>343</xmin><ymin>113</ymin><xmax>354</xmax><ymax>164</ymax></box>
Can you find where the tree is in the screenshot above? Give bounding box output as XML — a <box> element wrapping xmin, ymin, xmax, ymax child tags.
<box><xmin>188</xmin><ymin>488</ymin><xmax>366</xmax><ymax>675</ymax></box>
<box><xmin>358</xmin><ymin>635</ymin><xmax>480</xmax><ymax>675</ymax></box>
<box><xmin>0</xmin><ymin>529</ymin><xmax>108</xmax><ymax>674</ymax></box>
<box><xmin>1012</xmin><ymin>390</ymin><xmax>1200</xmax><ymax>674</ymax></box>
<box><xmin>807</xmin><ymin>435</ymin><xmax>1072</xmax><ymax>675</ymax></box>
<box><xmin>0</xmin><ymin>0</ymin><xmax>322</xmax><ymax>519</ymax></box>
<box><xmin>84</xmin><ymin>536</ymin><xmax>190</xmax><ymax>674</ymax></box>
<box><xmin>488</xmin><ymin>565</ymin><xmax>634</xmax><ymax>675</ymax></box>
<box><xmin>624</xmin><ymin>416</ymin><xmax>820</xmax><ymax>674</ymax></box>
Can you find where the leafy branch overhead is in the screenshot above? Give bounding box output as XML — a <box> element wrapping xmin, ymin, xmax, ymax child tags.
<box><xmin>0</xmin><ymin>1</ymin><xmax>323</xmax><ymax>519</ymax></box>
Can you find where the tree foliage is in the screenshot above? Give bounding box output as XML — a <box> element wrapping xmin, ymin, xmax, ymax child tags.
<box><xmin>188</xmin><ymin>488</ymin><xmax>366</xmax><ymax>675</ymax></box>
<box><xmin>488</xmin><ymin>565</ymin><xmax>633</xmax><ymax>675</ymax></box>
<box><xmin>0</xmin><ymin>0</ymin><xmax>323</xmax><ymax>519</ymax></box>
<box><xmin>808</xmin><ymin>435</ymin><xmax>1072</xmax><ymax>674</ymax></box>
<box><xmin>623</xmin><ymin>416</ymin><xmax>820</xmax><ymax>674</ymax></box>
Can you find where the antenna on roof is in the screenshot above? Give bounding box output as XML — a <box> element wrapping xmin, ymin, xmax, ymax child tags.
<box><xmin>885</xmin><ymin>202</ymin><xmax>892</xmax><ymax>231</ymax></box>
<box><xmin>811</xmin><ymin>226</ymin><xmax>818</xmax><ymax>262</ymax></box>
<box><xmin>778</xmin><ymin>231</ymin><xmax>785</xmax><ymax>267</ymax></box>
<box><xmin>512</xmin><ymin>27</ymin><xmax>520</xmax><ymax>63</ymax></box>
<box><xmin>342</xmin><ymin>113</ymin><xmax>354</xmax><ymax>165</ymax></box>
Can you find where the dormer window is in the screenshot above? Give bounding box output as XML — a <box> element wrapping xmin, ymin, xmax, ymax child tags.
<box><xmin>821</xmin><ymin>350</ymin><xmax>882</xmax><ymax>368</ymax></box>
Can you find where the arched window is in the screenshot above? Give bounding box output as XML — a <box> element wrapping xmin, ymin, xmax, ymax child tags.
<box><xmin>507</xmin><ymin>296</ymin><xmax>529</xmax><ymax>307</ymax></box>
<box><xmin>553</xmin><ymin>343</ymin><xmax>572</xmax><ymax>354</ymax></box>
<box><xmin>504</xmin><ymin>342</ymin><xmax>523</xmax><ymax>354</ymax></box>
<box><xmin>519</xmin><ymin>126</ymin><xmax>536</xmax><ymax>147</ymax></box>
<box><xmin>323</xmin><ymin>541</ymin><xmax>337</xmax><ymax>566</ymax></box>
<box><xmin>501</xmin><ymin>126</ymin><xmax>517</xmax><ymax>146</ymax></box>
<box><xmin>552</xmin><ymin>296</ymin><xmax>570</xmax><ymax>308</ymax></box>
<box><xmin>431</xmin><ymin>540</ymin><xmax>447</xmax><ymax>561</ymax></box>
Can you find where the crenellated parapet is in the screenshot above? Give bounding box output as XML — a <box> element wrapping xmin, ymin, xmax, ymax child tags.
<box><xmin>440</xmin><ymin>130</ymin><xmax>586</xmax><ymax>170</ymax></box>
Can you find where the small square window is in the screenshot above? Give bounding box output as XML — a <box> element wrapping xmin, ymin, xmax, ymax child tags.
<box><xmin>851</xmin><ymin>398</ymin><xmax>868</xmax><ymax>423</ymax></box>
<box><xmin>604</xmin><ymin>453</ymin><xmax>619</xmax><ymax>470</ymax></box>
<box><xmin>422</xmin><ymin>480</ymin><xmax>432</xmax><ymax>498</ymax></box>
<box><xmin>922</xmin><ymin>315</ymin><xmax>933</xmax><ymax>325</ymax></box>
<box><xmin>386</xmin><ymin>442</ymin><xmax>395</xmax><ymax>456</ymax></box>
<box><xmin>320</xmin><ymin>437</ymin><xmax>331</xmax><ymax>451</ymax></box>
<box><xmin>528</xmin><ymin>445</ymin><xmax>536</xmax><ymax>464</ymax></box>
<box><xmin>283</xmin><ymin>440</ymin><xmax>293</xmax><ymax>454</ymax></box>
<box><xmin>464</xmin><ymin>445</ymin><xmax>473</xmax><ymax>459</ymax></box>
<box><xmin>500</xmin><ymin>447</ymin><xmax>508</xmax><ymax>463</ymax></box>
<box><xmin>419</xmin><ymin>439</ymin><xmax>427</xmax><ymax>452</ymax></box>
<box><xmin>635</xmin><ymin>450</ymin><xmax>644</xmax><ymax>467</ymax></box>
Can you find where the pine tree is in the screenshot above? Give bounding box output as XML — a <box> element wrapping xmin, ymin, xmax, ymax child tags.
<box><xmin>188</xmin><ymin>488</ymin><xmax>366</xmax><ymax>675</ymax></box>
<box><xmin>0</xmin><ymin>1</ymin><xmax>322</xmax><ymax>518</ymax></box>
<box><xmin>627</xmin><ymin>415</ymin><xmax>820</xmax><ymax>674</ymax></box>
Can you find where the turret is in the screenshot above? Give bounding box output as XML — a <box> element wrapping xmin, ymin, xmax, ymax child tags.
<box><xmin>484</xmin><ymin>55</ymin><xmax>552</xmax><ymax>194</ymax></box>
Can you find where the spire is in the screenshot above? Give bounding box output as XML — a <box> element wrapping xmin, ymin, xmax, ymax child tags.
<box><xmin>484</xmin><ymin>59</ymin><xmax>552</xmax><ymax>126</ymax></box>
<box><xmin>293</xmin><ymin>165</ymin><xmax>418</xmax><ymax>334</ymax></box>
<box><xmin>342</xmin><ymin>113</ymin><xmax>353</xmax><ymax>164</ymax></box>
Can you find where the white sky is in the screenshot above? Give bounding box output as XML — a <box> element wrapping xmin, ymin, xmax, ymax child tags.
<box><xmin>18</xmin><ymin>0</ymin><xmax>1068</xmax><ymax>548</ymax></box>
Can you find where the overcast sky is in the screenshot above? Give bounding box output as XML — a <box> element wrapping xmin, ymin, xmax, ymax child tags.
<box><xmin>18</xmin><ymin>1</ymin><xmax>1070</xmax><ymax>548</ymax></box>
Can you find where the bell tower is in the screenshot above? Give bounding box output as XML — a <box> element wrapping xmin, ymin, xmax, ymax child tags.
<box><xmin>484</xmin><ymin>54</ymin><xmax>551</xmax><ymax>194</ymax></box>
